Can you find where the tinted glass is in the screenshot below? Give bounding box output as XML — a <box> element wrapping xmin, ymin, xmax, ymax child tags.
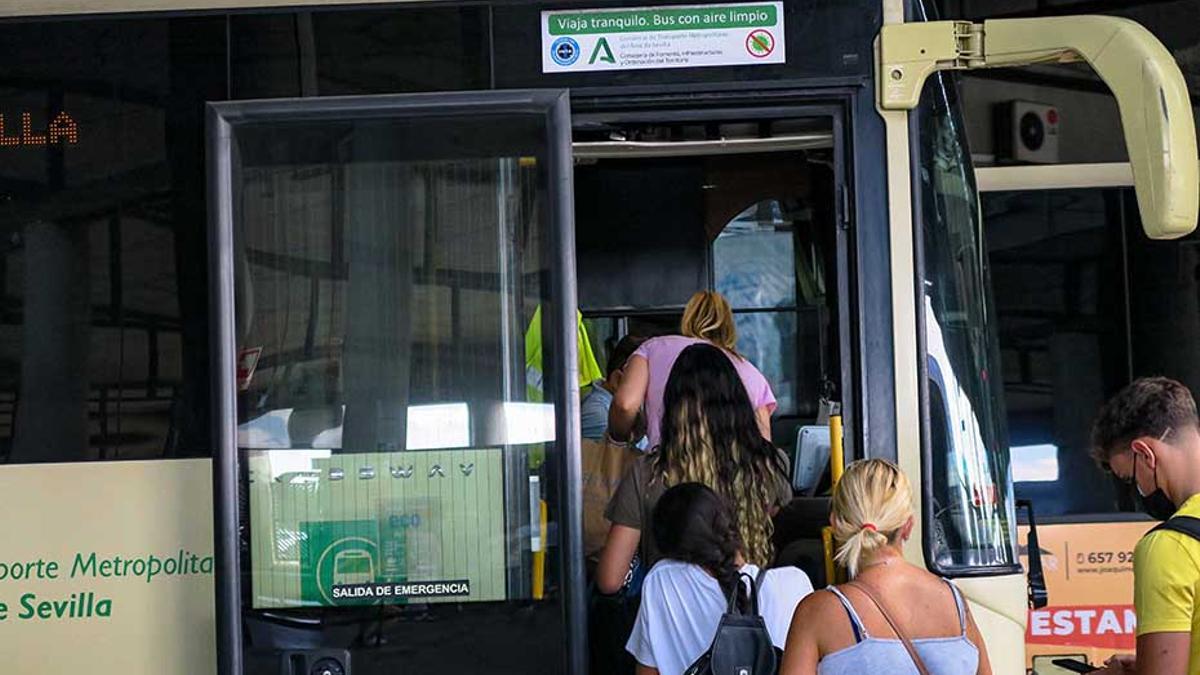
<box><xmin>491</xmin><ymin>0</ymin><xmax>880</xmax><ymax>88</ymax></box>
<box><xmin>985</xmin><ymin>188</ymin><xmax>1134</xmax><ymax>516</ymax></box>
<box><xmin>714</xmin><ymin>201</ymin><xmax>799</xmax><ymax>309</ymax></box>
<box><xmin>988</xmin><ymin>185</ymin><xmax>1200</xmax><ymax>520</ymax></box>
<box><xmin>918</xmin><ymin>74</ymin><xmax>1017</xmax><ymax>572</ymax></box>
<box><xmin>230</xmin><ymin>8</ymin><xmax>490</xmax><ymax>99</ymax></box>
<box><xmin>734</xmin><ymin>311</ymin><xmax>799</xmax><ymax>414</ymax></box>
<box><xmin>227</xmin><ymin>103</ymin><xmax>570</xmax><ymax>672</ymax></box>
<box><xmin>0</xmin><ymin>18</ymin><xmax>224</xmax><ymax>463</ymax></box>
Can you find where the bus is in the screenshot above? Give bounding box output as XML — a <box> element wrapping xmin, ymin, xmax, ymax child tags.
<box><xmin>0</xmin><ymin>1</ymin><xmax>1194</xmax><ymax>674</ymax></box>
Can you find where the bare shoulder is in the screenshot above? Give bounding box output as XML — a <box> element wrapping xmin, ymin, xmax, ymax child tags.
<box><xmin>787</xmin><ymin>588</ymin><xmax>847</xmax><ymax>651</ymax></box>
<box><xmin>793</xmin><ymin>587</ymin><xmax>841</xmax><ymax>619</ymax></box>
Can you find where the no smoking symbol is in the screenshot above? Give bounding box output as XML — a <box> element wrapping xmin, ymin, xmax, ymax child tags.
<box><xmin>745</xmin><ymin>29</ymin><xmax>775</xmax><ymax>58</ymax></box>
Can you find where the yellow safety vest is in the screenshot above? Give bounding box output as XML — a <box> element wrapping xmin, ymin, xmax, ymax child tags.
<box><xmin>524</xmin><ymin>306</ymin><xmax>603</xmax><ymax>402</ymax></box>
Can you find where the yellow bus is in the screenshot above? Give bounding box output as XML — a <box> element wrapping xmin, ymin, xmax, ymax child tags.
<box><xmin>0</xmin><ymin>1</ymin><xmax>1194</xmax><ymax>674</ymax></box>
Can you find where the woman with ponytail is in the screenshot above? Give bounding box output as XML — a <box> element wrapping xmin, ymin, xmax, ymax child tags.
<box><xmin>780</xmin><ymin>459</ymin><xmax>992</xmax><ymax>675</ymax></box>
<box><xmin>626</xmin><ymin>483</ymin><xmax>812</xmax><ymax>675</ymax></box>
<box><xmin>597</xmin><ymin>343</ymin><xmax>792</xmax><ymax>594</ymax></box>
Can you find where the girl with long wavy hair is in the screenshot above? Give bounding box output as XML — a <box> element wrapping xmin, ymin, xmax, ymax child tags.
<box><xmin>597</xmin><ymin>342</ymin><xmax>792</xmax><ymax>594</ymax></box>
<box><xmin>626</xmin><ymin>483</ymin><xmax>812</xmax><ymax>675</ymax></box>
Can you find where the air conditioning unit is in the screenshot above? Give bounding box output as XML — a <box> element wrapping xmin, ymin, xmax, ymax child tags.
<box><xmin>994</xmin><ymin>100</ymin><xmax>1060</xmax><ymax>164</ymax></box>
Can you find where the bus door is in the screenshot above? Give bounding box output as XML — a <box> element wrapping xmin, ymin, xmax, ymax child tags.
<box><xmin>207</xmin><ymin>90</ymin><xmax>586</xmax><ymax>675</ymax></box>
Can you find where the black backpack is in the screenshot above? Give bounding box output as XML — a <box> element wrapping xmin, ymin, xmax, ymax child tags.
<box><xmin>1152</xmin><ymin>515</ymin><xmax>1200</xmax><ymax>540</ymax></box>
<box><xmin>683</xmin><ymin>571</ymin><xmax>780</xmax><ymax>675</ymax></box>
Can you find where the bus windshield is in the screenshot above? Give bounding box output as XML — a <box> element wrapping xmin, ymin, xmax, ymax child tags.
<box><xmin>917</xmin><ymin>73</ymin><xmax>1018</xmax><ymax>574</ymax></box>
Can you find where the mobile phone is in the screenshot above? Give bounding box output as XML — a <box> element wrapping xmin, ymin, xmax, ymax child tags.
<box><xmin>1051</xmin><ymin>659</ymin><xmax>1099</xmax><ymax>673</ymax></box>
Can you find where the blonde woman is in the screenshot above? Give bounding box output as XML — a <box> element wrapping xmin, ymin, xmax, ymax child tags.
<box><xmin>608</xmin><ymin>290</ymin><xmax>776</xmax><ymax>448</ymax></box>
<box><xmin>596</xmin><ymin>343</ymin><xmax>791</xmax><ymax>594</ymax></box>
<box><xmin>780</xmin><ymin>459</ymin><xmax>992</xmax><ymax>675</ymax></box>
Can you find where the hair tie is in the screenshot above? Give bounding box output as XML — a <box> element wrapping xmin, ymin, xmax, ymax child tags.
<box><xmin>861</xmin><ymin>523</ymin><xmax>878</xmax><ymax>533</ymax></box>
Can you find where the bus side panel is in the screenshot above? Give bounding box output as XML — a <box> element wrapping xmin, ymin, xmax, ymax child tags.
<box><xmin>1019</xmin><ymin>522</ymin><xmax>1144</xmax><ymax>669</ymax></box>
<box><xmin>955</xmin><ymin>574</ymin><xmax>1029</xmax><ymax>675</ymax></box>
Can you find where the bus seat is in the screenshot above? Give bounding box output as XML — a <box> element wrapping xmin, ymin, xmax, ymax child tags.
<box><xmin>775</xmin><ymin>539</ymin><xmax>828</xmax><ymax>589</ymax></box>
<box><xmin>772</xmin><ymin>496</ymin><xmax>832</xmax><ymax>587</ymax></box>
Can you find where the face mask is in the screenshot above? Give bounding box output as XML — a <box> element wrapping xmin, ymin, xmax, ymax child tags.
<box><xmin>1137</xmin><ymin>485</ymin><xmax>1177</xmax><ymax>520</ymax></box>
<box><xmin>1135</xmin><ymin>446</ymin><xmax>1177</xmax><ymax>520</ymax></box>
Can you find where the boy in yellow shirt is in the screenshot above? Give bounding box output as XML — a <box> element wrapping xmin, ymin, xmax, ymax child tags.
<box><xmin>1092</xmin><ymin>377</ymin><xmax>1200</xmax><ymax>675</ymax></box>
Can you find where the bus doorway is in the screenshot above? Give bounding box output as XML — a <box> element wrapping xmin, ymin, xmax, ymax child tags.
<box><xmin>571</xmin><ymin>114</ymin><xmax>845</xmax><ymax>453</ymax></box>
<box><xmin>569</xmin><ymin>113</ymin><xmax>849</xmax><ymax>672</ymax></box>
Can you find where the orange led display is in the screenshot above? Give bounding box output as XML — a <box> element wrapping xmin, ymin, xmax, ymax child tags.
<box><xmin>0</xmin><ymin>112</ymin><xmax>79</xmax><ymax>147</ymax></box>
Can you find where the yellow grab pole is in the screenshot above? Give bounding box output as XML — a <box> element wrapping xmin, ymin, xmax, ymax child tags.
<box><xmin>823</xmin><ymin>414</ymin><xmax>845</xmax><ymax>583</ymax></box>
<box><xmin>830</xmin><ymin>414</ymin><xmax>844</xmax><ymax>486</ymax></box>
<box><xmin>532</xmin><ymin>499</ymin><xmax>548</xmax><ymax>600</ymax></box>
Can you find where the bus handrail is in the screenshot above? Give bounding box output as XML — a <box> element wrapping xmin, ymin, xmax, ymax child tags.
<box><xmin>572</xmin><ymin>133</ymin><xmax>832</xmax><ymax>159</ymax></box>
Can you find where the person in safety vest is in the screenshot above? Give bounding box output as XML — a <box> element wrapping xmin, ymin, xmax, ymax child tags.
<box><xmin>524</xmin><ymin>305</ymin><xmax>604</xmax><ymax>403</ymax></box>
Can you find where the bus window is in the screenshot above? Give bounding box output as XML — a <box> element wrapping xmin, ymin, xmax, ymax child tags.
<box><xmin>229</xmin><ymin>8</ymin><xmax>492</xmax><ymax>99</ymax></box>
<box><xmin>917</xmin><ymin>73</ymin><xmax>1018</xmax><ymax>573</ymax></box>
<box><xmin>983</xmin><ymin>187</ymin><xmax>1136</xmax><ymax>518</ymax></box>
<box><xmin>0</xmin><ymin>17</ymin><xmax>225</xmax><ymax>463</ymax></box>
<box><xmin>715</xmin><ymin>197</ymin><xmax>830</xmax><ymax>419</ymax></box>
<box><xmin>716</xmin><ymin>200</ymin><xmax>799</xmax><ymax>416</ymax></box>
<box><xmin>981</xmin><ymin>181</ymin><xmax>1200</xmax><ymax>668</ymax></box>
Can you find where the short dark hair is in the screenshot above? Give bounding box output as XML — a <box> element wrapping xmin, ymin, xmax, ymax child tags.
<box><xmin>1091</xmin><ymin>377</ymin><xmax>1198</xmax><ymax>466</ymax></box>
<box><xmin>652</xmin><ymin>483</ymin><xmax>748</xmax><ymax>612</ymax></box>
<box><xmin>605</xmin><ymin>335</ymin><xmax>645</xmax><ymax>378</ymax></box>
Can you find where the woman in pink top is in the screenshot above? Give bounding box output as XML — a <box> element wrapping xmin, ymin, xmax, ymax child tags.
<box><xmin>608</xmin><ymin>290</ymin><xmax>777</xmax><ymax>449</ymax></box>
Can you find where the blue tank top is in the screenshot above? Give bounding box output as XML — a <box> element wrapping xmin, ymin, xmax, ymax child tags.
<box><xmin>816</xmin><ymin>580</ymin><xmax>979</xmax><ymax>675</ymax></box>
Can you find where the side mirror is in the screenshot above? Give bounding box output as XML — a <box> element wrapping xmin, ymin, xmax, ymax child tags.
<box><xmin>880</xmin><ymin>16</ymin><xmax>1198</xmax><ymax>240</ymax></box>
<box><xmin>1017</xmin><ymin>499</ymin><xmax>1049</xmax><ymax>609</ymax></box>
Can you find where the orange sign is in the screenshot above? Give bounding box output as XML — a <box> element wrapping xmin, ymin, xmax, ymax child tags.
<box><xmin>0</xmin><ymin>112</ymin><xmax>79</xmax><ymax>147</ymax></box>
<box><xmin>1019</xmin><ymin>520</ymin><xmax>1152</xmax><ymax>670</ymax></box>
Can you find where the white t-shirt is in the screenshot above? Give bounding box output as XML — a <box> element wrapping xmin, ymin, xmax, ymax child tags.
<box><xmin>626</xmin><ymin>560</ymin><xmax>813</xmax><ymax>675</ymax></box>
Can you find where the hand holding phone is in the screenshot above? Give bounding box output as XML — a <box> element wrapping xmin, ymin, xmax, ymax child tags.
<box><xmin>1052</xmin><ymin>658</ymin><xmax>1099</xmax><ymax>673</ymax></box>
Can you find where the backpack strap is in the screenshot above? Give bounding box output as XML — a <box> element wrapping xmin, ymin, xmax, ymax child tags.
<box><xmin>726</xmin><ymin>570</ymin><xmax>766</xmax><ymax>617</ymax></box>
<box><xmin>1151</xmin><ymin>515</ymin><xmax>1200</xmax><ymax>541</ymax></box>
<box><xmin>749</xmin><ymin>569</ymin><xmax>766</xmax><ymax>616</ymax></box>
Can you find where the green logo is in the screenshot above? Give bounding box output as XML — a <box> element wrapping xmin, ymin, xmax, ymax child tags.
<box><xmin>300</xmin><ymin>516</ymin><xmax>414</xmax><ymax>606</ymax></box>
<box><xmin>300</xmin><ymin>520</ymin><xmax>382</xmax><ymax>605</ymax></box>
<box><xmin>589</xmin><ymin>37</ymin><xmax>616</xmax><ymax>65</ymax></box>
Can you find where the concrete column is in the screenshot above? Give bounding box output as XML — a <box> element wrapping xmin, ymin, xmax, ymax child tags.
<box><xmin>340</xmin><ymin>163</ymin><xmax>417</xmax><ymax>452</ymax></box>
<box><xmin>12</xmin><ymin>220</ymin><xmax>90</xmax><ymax>462</ymax></box>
